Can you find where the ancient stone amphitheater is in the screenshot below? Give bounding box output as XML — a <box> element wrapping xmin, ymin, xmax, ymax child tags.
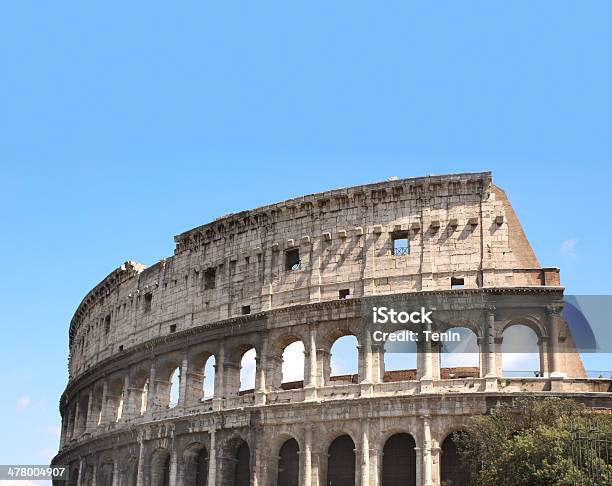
<box><xmin>53</xmin><ymin>171</ymin><xmax>611</xmax><ymax>486</ymax></box>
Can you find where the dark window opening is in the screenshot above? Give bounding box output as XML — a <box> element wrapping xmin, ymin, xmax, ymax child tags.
<box><xmin>241</xmin><ymin>305</ymin><xmax>251</xmax><ymax>315</ymax></box>
<box><xmin>169</xmin><ymin>324</ymin><xmax>176</xmax><ymax>333</ymax></box>
<box><xmin>392</xmin><ymin>232</ymin><xmax>410</xmax><ymax>256</ymax></box>
<box><xmin>144</xmin><ymin>293</ymin><xmax>153</xmax><ymax>312</ymax></box>
<box><xmin>451</xmin><ymin>277</ymin><xmax>465</xmax><ymax>289</ymax></box>
<box><xmin>285</xmin><ymin>248</ymin><xmax>301</xmax><ymax>271</ymax></box>
<box><xmin>104</xmin><ymin>315</ymin><xmax>111</xmax><ymax>334</ymax></box>
<box><xmin>118</xmin><ymin>345</ymin><xmax>124</xmax><ymax>352</ymax></box>
<box><xmin>339</xmin><ymin>289</ymin><xmax>350</xmax><ymax>300</ymax></box>
<box><xmin>204</xmin><ymin>268</ymin><xmax>216</xmax><ymax>290</ymax></box>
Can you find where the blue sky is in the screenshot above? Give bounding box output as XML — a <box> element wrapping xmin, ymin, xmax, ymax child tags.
<box><xmin>1</xmin><ymin>1</ymin><xmax>611</xmax><ymax>475</ymax></box>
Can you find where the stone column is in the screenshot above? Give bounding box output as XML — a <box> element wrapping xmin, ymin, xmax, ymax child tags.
<box><xmin>168</xmin><ymin>449</ymin><xmax>178</xmax><ymax>486</ymax></box>
<box><xmin>85</xmin><ymin>389</ymin><xmax>94</xmax><ymax>433</ymax></box>
<box><xmin>484</xmin><ymin>305</ymin><xmax>498</xmax><ymax>391</ymax></box>
<box><xmin>304</xmin><ymin>324</ymin><xmax>318</xmax><ymax>401</ymax></box>
<box><xmin>112</xmin><ymin>460</ymin><xmax>119</xmax><ymax>486</ymax></box>
<box><xmin>300</xmin><ymin>426</ymin><xmax>312</xmax><ymax>486</ymax></box>
<box><xmin>99</xmin><ymin>379</ymin><xmax>108</xmax><ymax>427</ymax></box>
<box><xmin>122</xmin><ymin>374</ymin><xmax>131</xmax><ymax>419</ymax></box>
<box><xmin>207</xmin><ymin>429</ymin><xmax>217</xmax><ymax>486</ymax></box>
<box><xmin>179</xmin><ymin>350</ymin><xmax>189</xmax><ymax>408</ymax></box>
<box><xmin>59</xmin><ymin>412</ymin><xmax>68</xmax><ymax>448</ymax></box>
<box><xmin>414</xmin><ymin>447</ymin><xmax>422</xmax><ymax>486</ymax></box>
<box><xmin>360</xmin><ymin>325</ymin><xmax>374</xmax><ymax>397</ymax></box>
<box><xmin>213</xmin><ymin>343</ymin><xmax>225</xmax><ymax>411</ymax></box>
<box><xmin>369</xmin><ymin>447</ymin><xmax>381</xmax><ymax>486</ymax></box>
<box><xmin>360</xmin><ymin>421</ymin><xmax>370</xmax><ymax>486</ymax></box>
<box><xmin>422</xmin><ymin>416</ymin><xmax>433</xmax><ymax>486</ymax></box>
<box><xmin>146</xmin><ymin>360</ymin><xmax>157</xmax><ymax>413</ymax></box>
<box><xmin>136</xmin><ymin>433</ymin><xmax>147</xmax><ymax>486</ymax></box>
<box><xmin>73</xmin><ymin>399</ymin><xmax>82</xmax><ymax>437</ymax></box>
<box><xmin>91</xmin><ymin>464</ymin><xmax>97</xmax><ymax>486</ymax></box>
<box><xmin>420</xmin><ymin>324</ymin><xmax>434</xmax><ymax>393</ymax></box>
<box><xmin>546</xmin><ymin>304</ymin><xmax>565</xmax><ymax>378</ymax></box>
<box><xmin>255</xmin><ymin>339</ymin><xmax>268</xmax><ymax>405</ymax></box>
<box><xmin>77</xmin><ymin>457</ymin><xmax>85</xmax><ymax>486</ymax></box>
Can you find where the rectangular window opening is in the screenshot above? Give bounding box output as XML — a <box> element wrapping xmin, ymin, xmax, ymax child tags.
<box><xmin>144</xmin><ymin>293</ymin><xmax>153</xmax><ymax>312</ymax></box>
<box><xmin>339</xmin><ymin>289</ymin><xmax>350</xmax><ymax>300</ymax></box>
<box><xmin>392</xmin><ymin>232</ymin><xmax>410</xmax><ymax>256</ymax></box>
<box><xmin>451</xmin><ymin>277</ymin><xmax>465</xmax><ymax>289</ymax></box>
<box><xmin>204</xmin><ymin>268</ymin><xmax>216</xmax><ymax>290</ymax></box>
<box><xmin>104</xmin><ymin>315</ymin><xmax>111</xmax><ymax>334</ymax></box>
<box><xmin>169</xmin><ymin>324</ymin><xmax>176</xmax><ymax>333</ymax></box>
<box><xmin>241</xmin><ymin>305</ymin><xmax>251</xmax><ymax>315</ymax></box>
<box><xmin>285</xmin><ymin>248</ymin><xmax>301</xmax><ymax>271</ymax></box>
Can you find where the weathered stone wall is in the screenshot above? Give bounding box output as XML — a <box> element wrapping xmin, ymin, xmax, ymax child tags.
<box><xmin>54</xmin><ymin>172</ymin><xmax>603</xmax><ymax>486</ymax></box>
<box><xmin>68</xmin><ymin>172</ymin><xmax>556</xmax><ymax>380</ymax></box>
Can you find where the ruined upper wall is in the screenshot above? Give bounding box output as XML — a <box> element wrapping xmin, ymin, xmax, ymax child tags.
<box><xmin>67</xmin><ymin>172</ymin><xmax>558</xmax><ymax>379</ymax></box>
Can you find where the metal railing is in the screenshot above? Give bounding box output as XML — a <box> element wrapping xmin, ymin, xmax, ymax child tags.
<box><xmin>571</xmin><ymin>420</ymin><xmax>612</xmax><ymax>485</ymax></box>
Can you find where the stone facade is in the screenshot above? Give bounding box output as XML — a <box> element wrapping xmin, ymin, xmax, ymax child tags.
<box><xmin>53</xmin><ymin>172</ymin><xmax>611</xmax><ymax>486</ymax></box>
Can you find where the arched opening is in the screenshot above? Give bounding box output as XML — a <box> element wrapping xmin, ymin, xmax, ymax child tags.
<box><xmin>276</xmin><ymin>438</ymin><xmax>299</xmax><ymax>486</ymax></box>
<box><xmin>440</xmin><ymin>327</ymin><xmax>480</xmax><ymax>378</ymax></box>
<box><xmin>327</xmin><ymin>435</ymin><xmax>355</xmax><ymax>486</ymax></box>
<box><xmin>140</xmin><ymin>380</ymin><xmax>149</xmax><ymax>415</ymax></box>
<box><xmin>183</xmin><ymin>443</ymin><xmax>208</xmax><ymax>486</ymax></box>
<box><xmin>282</xmin><ymin>341</ymin><xmax>305</xmax><ymax>387</ymax></box>
<box><xmin>129</xmin><ymin>369</ymin><xmax>149</xmax><ymax>416</ymax></box>
<box><xmin>384</xmin><ymin>334</ymin><xmax>417</xmax><ymax>382</ymax></box>
<box><xmin>107</xmin><ymin>377</ymin><xmax>125</xmax><ymax>422</ymax></box>
<box><xmin>69</xmin><ymin>469</ymin><xmax>78</xmax><ymax>486</ymax></box>
<box><xmin>330</xmin><ymin>335</ymin><xmax>359</xmax><ymax>384</ymax></box>
<box><xmin>203</xmin><ymin>355</ymin><xmax>216</xmax><ymax>399</ymax></box>
<box><xmin>169</xmin><ymin>367</ymin><xmax>180</xmax><ymax>408</ymax></box>
<box><xmin>97</xmin><ymin>462</ymin><xmax>114</xmax><ymax>486</ymax></box>
<box><xmin>240</xmin><ymin>348</ymin><xmax>257</xmax><ymax>392</ymax></box>
<box><xmin>441</xmin><ymin>432</ymin><xmax>471</xmax><ymax>486</ymax></box>
<box><xmin>233</xmin><ymin>440</ymin><xmax>250</xmax><ymax>486</ymax></box>
<box><xmin>151</xmin><ymin>448</ymin><xmax>171</xmax><ymax>486</ymax></box>
<box><xmin>381</xmin><ymin>433</ymin><xmax>416</xmax><ymax>486</ymax></box>
<box><xmin>123</xmin><ymin>457</ymin><xmax>139</xmax><ymax>486</ymax></box>
<box><xmin>501</xmin><ymin>324</ymin><xmax>541</xmax><ymax>377</ymax></box>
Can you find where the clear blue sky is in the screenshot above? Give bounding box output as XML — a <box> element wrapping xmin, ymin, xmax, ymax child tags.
<box><xmin>1</xmin><ymin>1</ymin><xmax>611</xmax><ymax>473</ymax></box>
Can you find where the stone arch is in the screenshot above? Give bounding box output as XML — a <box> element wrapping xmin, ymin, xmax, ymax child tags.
<box><xmin>68</xmin><ymin>468</ymin><xmax>79</xmax><ymax>486</ymax></box>
<box><xmin>440</xmin><ymin>431</ymin><xmax>471</xmax><ymax>486</ymax></box>
<box><xmin>129</xmin><ymin>365</ymin><xmax>150</xmax><ymax>416</ymax></box>
<box><xmin>224</xmin><ymin>342</ymin><xmax>258</xmax><ymax>396</ymax></box>
<box><xmin>326</xmin><ymin>328</ymin><xmax>360</xmax><ymax>385</ymax></box>
<box><xmin>383</xmin><ymin>331</ymin><xmax>418</xmax><ymax>382</ymax></box>
<box><xmin>439</xmin><ymin>326</ymin><xmax>480</xmax><ymax>378</ymax></box>
<box><xmin>269</xmin><ymin>333</ymin><xmax>306</xmax><ymax>389</ymax></box>
<box><xmin>156</xmin><ymin>353</ymin><xmax>183</xmax><ymax>408</ymax></box>
<box><xmin>189</xmin><ymin>346</ymin><xmax>216</xmax><ymax>405</ymax></box>
<box><xmin>150</xmin><ymin>448</ymin><xmax>171</xmax><ymax>486</ymax></box>
<box><xmin>381</xmin><ymin>433</ymin><xmax>416</xmax><ymax>486</ymax></box>
<box><xmin>219</xmin><ymin>435</ymin><xmax>251</xmax><ymax>486</ymax></box>
<box><xmin>498</xmin><ymin>315</ymin><xmax>546</xmax><ymax>340</ymax></box>
<box><xmin>276</xmin><ymin>437</ymin><xmax>300</xmax><ymax>486</ymax></box>
<box><xmin>89</xmin><ymin>382</ymin><xmax>105</xmax><ymax>429</ymax></box>
<box><xmin>500</xmin><ymin>322</ymin><xmax>542</xmax><ymax>377</ymax></box>
<box><xmin>120</xmin><ymin>456</ymin><xmax>139</xmax><ymax>486</ymax></box>
<box><xmin>326</xmin><ymin>434</ymin><xmax>356</xmax><ymax>486</ymax></box>
<box><xmin>183</xmin><ymin>441</ymin><xmax>208</xmax><ymax>486</ymax></box>
<box><xmin>96</xmin><ymin>460</ymin><xmax>114</xmax><ymax>486</ymax></box>
<box><xmin>107</xmin><ymin>374</ymin><xmax>126</xmax><ymax>422</ymax></box>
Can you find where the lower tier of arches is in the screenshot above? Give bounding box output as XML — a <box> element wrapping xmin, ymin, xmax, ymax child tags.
<box><xmin>54</xmin><ymin>393</ymin><xmax>612</xmax><ymax>486</ymax></box>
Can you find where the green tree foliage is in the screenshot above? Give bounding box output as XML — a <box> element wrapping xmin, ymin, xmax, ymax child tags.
<box><xmin>452</xmin><ymin>397</ymin><xmax>612</xmax><ymax>486</ymax></box>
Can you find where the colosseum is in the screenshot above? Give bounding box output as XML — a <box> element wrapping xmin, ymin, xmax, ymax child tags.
<box><xmin>53</xmin><ymin>171</ymin><xmax>611</xmax><ymax>486</ymax></box>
